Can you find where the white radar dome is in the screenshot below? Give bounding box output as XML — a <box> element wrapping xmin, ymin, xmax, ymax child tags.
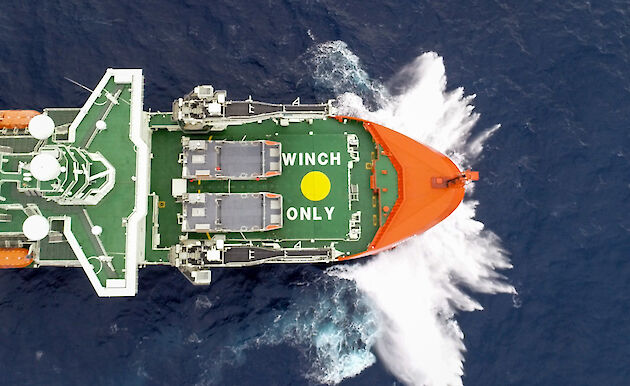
<box><xmin>28</xmin><ymin>114</ymin><xmax>55</xmax><ymax>140</ymax></box>
<box><xmin>30</xmin><ymin>153</ymin><xmax>62</xmax><ymax>181</ymax></box>
<box><xmin>22</xmin><ymin>215</ymin><xmax>50</xmax><ymax>241</ymax></box>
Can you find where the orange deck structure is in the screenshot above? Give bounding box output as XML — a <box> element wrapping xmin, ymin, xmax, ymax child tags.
<box><xmin>335</xmin><ymin>117</ymin><xmax>478</xmax><ymax>260</ymax></box>
<box><xmin>0</xmin><ymin>110</ymin><xmax>40</xmax><ymax>130</ymax></box>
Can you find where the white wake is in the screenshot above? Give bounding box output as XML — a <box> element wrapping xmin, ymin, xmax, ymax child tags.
<box><xmin>311</xmin><ymin>41</ymin><xmax>515</xmax><ymax>385</ymax></box>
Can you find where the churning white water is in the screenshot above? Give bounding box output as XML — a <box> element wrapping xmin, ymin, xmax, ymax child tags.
<box><xmin>310</xmin><ymin>41</ymin><xmax>515</xmax><ymax>385</ymax></box>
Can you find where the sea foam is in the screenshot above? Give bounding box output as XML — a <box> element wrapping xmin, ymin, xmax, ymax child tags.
<box><xmin>311</xmin><ymin>40</ymin><xmax>515</xmax><ymax>385</ymax></box>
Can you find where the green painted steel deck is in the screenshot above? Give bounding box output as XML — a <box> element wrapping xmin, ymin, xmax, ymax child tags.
<box><xmin>0</xmin><ymin>69</ymin><xmax>399</xmax><ymax>296</ymax></box>
<box><xmin>1</xmin><ymin>78</ymin><xmax>137</xmax><ymax>284</ymax></box>
<box><xmin>145</xmin><ymin>117</ymin><xmax>393</xmax><ymax>259</ymax></box>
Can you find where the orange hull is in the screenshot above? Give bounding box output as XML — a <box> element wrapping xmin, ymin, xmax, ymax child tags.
<box><xmin>0</xmin><ymin>248</ymin><xmax>33</xmax><ymax>268</ymax></box>
<box><xmin>336</xmin><ymin>117</ymin><xmax>475</xmax><ymax>261</ymax></box>
<box><xmin>0</xmin><ymin>110</ymin><xmax>40</xmax><ymax>130</ymax></box>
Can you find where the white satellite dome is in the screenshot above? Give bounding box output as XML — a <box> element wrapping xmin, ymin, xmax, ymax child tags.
<box><xmin>28</xmin><ymin>114</ymin><xmax>55</xmax><ymax>140</ymax></box>
<box><xmin>91</xmin><ymin>225</ymin><xmax>103</xmax><ymax>235</ymax></box>
<box><xmin>30</xmin><ymin>153</ymin><xmax>62</xmax><ymax>181</ymax></box>
<box><xmin>22</xmin><ymin>215</ymin><xmax>50</xmax><ymax>241</ymax></box>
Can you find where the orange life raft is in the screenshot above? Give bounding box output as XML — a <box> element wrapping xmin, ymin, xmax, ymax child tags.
<box><xmin>0</xmin><ymin>248</ymin><xmax>33</xmax><ymax>268</ymax></box>
<box><xmin>0</xmin><ymin>110</ymin><xmax>40</xmax><ymax>130</ymax></box>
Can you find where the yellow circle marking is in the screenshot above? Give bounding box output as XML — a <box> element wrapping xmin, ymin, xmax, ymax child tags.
<box><xmin>300</xmin><ymin>171</ymin><xmax>331</xmax><ymax>201</ymax></box>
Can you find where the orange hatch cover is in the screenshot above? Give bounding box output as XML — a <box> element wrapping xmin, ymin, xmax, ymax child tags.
<box><xmin>0</xmin><ymin>110</ymin><xmax>40</xmax><ymax>130</ymax></box>
<box><xmin>0</xmin><ymin>248</ymin><xmax>33</xmax><ymax>268</ymax></box>
<box><xmin>336</xmin><ymin>117</ymin><xmax>477</xmax><ymax>260</ymax></box>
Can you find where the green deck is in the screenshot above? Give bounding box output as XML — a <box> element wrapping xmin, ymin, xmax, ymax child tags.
<box><xmin>0</xmin><ymin>79</ymin><xmax>137</xmax><ymax>284</ymax></box>
<box><xmin>145</xmin><ymin>118</ymin><xmax>396</xmax><ymax>259</ymax></box>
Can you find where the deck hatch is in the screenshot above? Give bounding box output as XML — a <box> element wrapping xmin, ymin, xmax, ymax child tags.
<box><xmin>181</xmin><ymin>192</ymin><xmax>282</xmax><ymax>233</ymax></box>
<box><xmin>181</xmin><ymin>137</ymin><xmax>281</xmax><ymax>180</ymax></box>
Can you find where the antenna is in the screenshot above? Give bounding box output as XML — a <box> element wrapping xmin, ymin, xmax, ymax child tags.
<box><xmin>64</xmin><ymin>76</ymin><xmax>94</xmax><ymax>93</ymax></box>
<box><xmin>64</xmin><ymin>76</ymin><xmax>126</xmax><ymax>105</ymax></box>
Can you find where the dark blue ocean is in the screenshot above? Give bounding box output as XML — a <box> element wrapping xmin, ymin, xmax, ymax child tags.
<box><xmin>1</xmin><ymin>1</ymin><xmax>629</xmax><ymax>385</ymax></box>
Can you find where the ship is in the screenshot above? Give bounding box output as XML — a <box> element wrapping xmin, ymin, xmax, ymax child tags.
<box><xmin>0</xmin><ymin>69</ymin><xmax>478</xmax><ymax>296</ymax></box>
